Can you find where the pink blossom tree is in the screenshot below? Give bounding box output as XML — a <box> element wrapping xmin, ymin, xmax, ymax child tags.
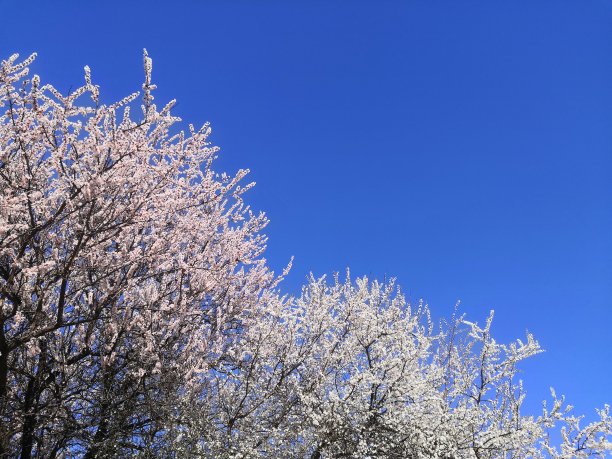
<box><xmin>0</xmin><ymin>51</ymin><xmax>284</xmax><ymax>457</ymax></box>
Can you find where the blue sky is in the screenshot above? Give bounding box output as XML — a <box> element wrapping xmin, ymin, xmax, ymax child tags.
<box><xmin>2</xmin><ymin>0</ymin><xmax>610</xmax><ymax>421</ymax></box>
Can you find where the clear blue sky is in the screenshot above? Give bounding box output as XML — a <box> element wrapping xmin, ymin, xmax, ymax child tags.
<box><xmin>2</xmin><ymin>0</ymin><xmax>610</xmax><ymax>422</ymax></box>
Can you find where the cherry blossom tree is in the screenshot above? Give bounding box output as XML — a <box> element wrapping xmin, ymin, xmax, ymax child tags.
<box><xmin>0</xmin><ymin>51</ymin><xmax>284</xmax><ymax>458</ymax></box>
<box><xmin>1</xmin><ymin>52</ymin><xmax>610</xmax><ymax>458</ymax></box>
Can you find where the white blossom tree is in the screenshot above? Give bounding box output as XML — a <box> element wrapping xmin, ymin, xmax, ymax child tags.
<box><xmin>180</xmin><ymin>273</ymin><xmax>611</xmax><ymax>458</ymax></box>
<box><xmin>1</xmin><ymin>52</ymin><xmax>610</xmax><ymax>458</ymax></box>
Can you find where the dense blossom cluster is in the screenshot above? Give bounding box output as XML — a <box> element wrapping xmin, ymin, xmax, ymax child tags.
<box><xmin>0</xmin><ymin>53</ymin><xmax>610</xmax><ymax>458</ymax></box>
<box><xmin>182</xmin><ymin>276</ymin><xmax>611</xmax><ymax>458</ymax></box>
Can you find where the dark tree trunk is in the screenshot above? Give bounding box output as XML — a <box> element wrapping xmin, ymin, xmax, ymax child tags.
<box><xmin>0</xmin><ymin>327</ymin><xmax>8</xmax><ymax>459</ymax></box>
<box><xmin>84</xmin><ymin>368</ymin><xmax>113</xmax><ymax>459</ymax></box>
<box><xmin>19</xmin><ymin>377</ymin><xmax>37</xmax><ymax>459</ymax></box>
